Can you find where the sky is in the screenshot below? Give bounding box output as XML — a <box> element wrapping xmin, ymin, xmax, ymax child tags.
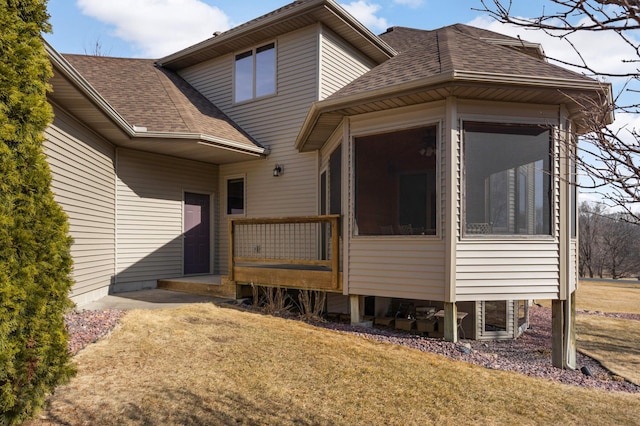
<box><xmin>43</xmin><ymin>0</ymin><xmax>638</xmax><ymax>78</ymax></box>
<box><xmin>44</xmin><ymin>0</ymin><xmax>489</xmax><ymax>58</ymax></box>
<box><xmin>43</xmin><ymin>0</ymin><xmax>640</xmax><ymax>208</ymax></box>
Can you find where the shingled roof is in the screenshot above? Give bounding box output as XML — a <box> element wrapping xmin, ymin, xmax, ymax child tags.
<box><xmin>63</xmin><ymin>54</ymin><xmax>261</xmax><ymax>150</ymax></box>
<box><xmin>329</xmin><ymin>24</ymin><xmax>595</xmax><ymax>99</ymax></box>
<box><xmin>296</xmin><ymin>24</ymin><xmax>610</xmax><ymax>152</ymax></box>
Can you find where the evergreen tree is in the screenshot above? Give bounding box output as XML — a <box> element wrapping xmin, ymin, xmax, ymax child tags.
<box><xmin>0</xmin><ymin>0</ymin><xmax>76</xmax><ymax>423</ymax></box>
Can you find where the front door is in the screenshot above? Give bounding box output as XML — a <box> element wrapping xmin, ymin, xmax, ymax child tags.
<box><xmin>184</xmin><ymin>192</ymin><xmax>210</xmax><ymax>275</ymax></box>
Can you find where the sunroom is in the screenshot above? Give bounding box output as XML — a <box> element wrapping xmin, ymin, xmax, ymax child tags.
<box><xmin>295</xmin><ymin>25</ymin><xmax>611</xmax><ymax>360</ymax></box>
<box><xmin>318</xmin><ymin>100</ymin><xmax>562</xmax><ymax>342</ymax></box>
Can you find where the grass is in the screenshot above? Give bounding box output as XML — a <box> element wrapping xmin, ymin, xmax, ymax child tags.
<box><xmin>577</xmin><ymin>315</ymin><xmax>640</xmax><ymax>385</ymax></box>
<box><xmin>32</xmin><ymin>303</ymin><xmax>640</xmax><ymax>426</ymax></box>
<box><xmin>538</xmin><ymin>279</ymin><xmax>640</xmax><ymax>386</ymax></box>
<box><xmin>576</xmin><ymin>279</ymin><xmax>640</xmax><ymax>314</ymax></box>
<box><xmin>575</xmin><ymin>278</ymin><xmax>640</xmax><ymax>385</ymax></box>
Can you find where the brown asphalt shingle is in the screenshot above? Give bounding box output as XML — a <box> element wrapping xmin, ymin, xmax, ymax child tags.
<box><xmin>63</xmin><ymin>54</ymin><xmax>260</xmax><ymax>149</ymax></box>
<box><xmin>331</xmin><ymin>24</ymin><xmax>595</xmax><ymax>99</ymax></box>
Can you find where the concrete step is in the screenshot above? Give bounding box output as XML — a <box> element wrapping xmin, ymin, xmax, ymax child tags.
<box><xmin>157</xmin><ymin>276</ymin><xmax>237</xmax><ymax>299</ymax></box>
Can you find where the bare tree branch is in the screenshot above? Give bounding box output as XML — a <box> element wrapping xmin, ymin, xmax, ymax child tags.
<box><xmin>480</xmin><ymin>0</ymin><xmax>640</xmax><ymax>222</ymax></box>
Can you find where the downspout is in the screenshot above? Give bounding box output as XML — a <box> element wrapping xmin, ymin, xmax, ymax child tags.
<box><xmin>559</xmin><ymin>105</ymin><xmax>576</xmax><ymax>369</ymax></box>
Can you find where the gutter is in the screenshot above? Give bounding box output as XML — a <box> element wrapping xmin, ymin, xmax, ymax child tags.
<box><xmin>135</xmin><ymin>130</ymin><xmax>267</xmax><ymax>156</ymax></box>
<box><xmin>452</xmin><ymin>70</ymin><xmax>611</xmax><ymax>92</ymax></box>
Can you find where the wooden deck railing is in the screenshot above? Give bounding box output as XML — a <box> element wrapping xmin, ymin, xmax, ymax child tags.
<box><xmin>228</xmin><ymin>215</ymin><xmax>341</xmax><ymax>291</ymax></box>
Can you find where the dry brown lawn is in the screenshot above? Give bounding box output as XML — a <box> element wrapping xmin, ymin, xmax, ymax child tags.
<box><xmin>539</xmin><ymin>280</ymin><xmax>640</xmax><ymax>386</ymax></box>
<box><xmin>32</xmin><ymin>304</ymin><xmax>640</xmax><ymax>426</ymax></box>
<box><xmin>576</xmin><ymin>280</ymin><xmax>640</xmax><ymax>314</ymax></box>
<box><xmin>577</xmin><ymin>315</ymin><xmax>640</xmax><ymax>386</ymax></box>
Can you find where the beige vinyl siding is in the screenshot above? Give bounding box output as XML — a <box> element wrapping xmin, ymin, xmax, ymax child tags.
<box><xmin>180</xmin><ymin>25</ymin><xmax>323</xmax><ymax>274</ymax></box>
<box><xmin>45</xmin><ymin>106</ymin><xmax>116</xmax><ymax>302</ymax></box>
<box><xmin>455</xmin><ymin>241</ymin><xmax>560</xmax><ymax>301</ymax></box>
<box><xmin>179</xmin><ymin>25</ymin><xmax>319</xmax><ymax>215</ymax></box>
<box><xmin>319</xmin><ymin>28</ymin><xmax>375</xmax><ymax>99</ymax></box>
<box><xmin>115</xmin><ymin>149</ymin><xmax>217</xmax><ymax>285</ymax></box>
<box><xmin>348</xmin><ymin>239</ymin><xmax>446</xmax><ymax>300</ymax></box>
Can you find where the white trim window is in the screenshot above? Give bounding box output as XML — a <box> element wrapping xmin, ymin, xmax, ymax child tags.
<box><xmin>234</xmin><ymin>42</ymin><xmax>276</xmax><ymax>102</ymax></box>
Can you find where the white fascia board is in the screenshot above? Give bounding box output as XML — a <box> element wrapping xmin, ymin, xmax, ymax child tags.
<box><xmin>135</xmin><ymin>131</ymin><xmax>267</xmax><ymax>156</ymax></box>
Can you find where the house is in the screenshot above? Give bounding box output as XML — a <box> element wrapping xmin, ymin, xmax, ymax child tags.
<box><xmin>43</xmin><ymin>0</ymin><xmax>611</xmax><ymax>367</ymax></box>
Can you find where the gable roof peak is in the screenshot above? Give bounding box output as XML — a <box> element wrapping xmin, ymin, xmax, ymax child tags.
<box><xmin>158</xmin><ymin>0</ymin><xmax>395</xmax><ymax>70</ymax></box>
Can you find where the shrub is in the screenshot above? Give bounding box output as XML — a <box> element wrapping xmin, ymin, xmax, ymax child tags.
<box><xmin>296</xmin><ymin>290</ymin><xmax>327</xmax><ymax>321</ymax></box>
<box><xmin>0</xmin><ymin>1</ymin><xmax>76</xmax><ymax>423</ymax></box>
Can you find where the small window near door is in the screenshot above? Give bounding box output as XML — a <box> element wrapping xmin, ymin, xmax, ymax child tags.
<box><xmin>227</xmin><ymin>178</ymin><xmax>245</xmax><ymax>215</ymax></box>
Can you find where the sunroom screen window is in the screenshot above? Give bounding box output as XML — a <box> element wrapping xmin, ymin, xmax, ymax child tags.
<box><xmin>354</xmin><ymin>126</ymin><xmax>438</xmax><ymax>236</ymax></box>
<box><xmin>463</xmin><ymin>122</ymin><xmax>551</xmax><ymax>236</ymax></box>
<box><xmin>235</xmin><ymin>43</ymin><xmax>275</xmax><ymax>102</ymax></box>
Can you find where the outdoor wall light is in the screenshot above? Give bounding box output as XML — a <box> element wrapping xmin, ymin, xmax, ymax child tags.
<box><xmin>273</xmin><ymin>164</ymin><xmax>283</xmax><ymax>177</ymax></box>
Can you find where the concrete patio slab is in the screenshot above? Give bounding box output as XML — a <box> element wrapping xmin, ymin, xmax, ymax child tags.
<box><xmin>78</xmin><ymin>289</ymin><xmax>231</xmax><ymax>311</ymax></box>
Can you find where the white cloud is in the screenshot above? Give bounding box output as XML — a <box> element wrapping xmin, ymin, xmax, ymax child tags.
<box><xmin>467</xmin><ymin>16</ymin><xmax>638</xmax><ymax>80</ymax></box>
<box><xmin>603</xmin><ymin>111</ymin><xmax>640</xmax><ymax>146</ymax></box>
<box><xmin>76</xmin><ymin>0</ymin><xmax>232</xmax><ymax>57</ymax></box>
<box><xmin>467</xmin><ymin>15</ymin><xmax>640</xmax><ymax>125</ymax></box>
<box><xmin>339</xmin><ymin>1</ymin><xmax>389</xmax><ymax>33</ymax></box>
<box><xmin>393</xmin><ymin>0</ymin><xmax>423</xmax><ymax>7</ymax></box>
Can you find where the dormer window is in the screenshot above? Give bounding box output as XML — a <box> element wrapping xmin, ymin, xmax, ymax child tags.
<box><xmin>234</xmin><ymin>42</ymin><xmax>276</xmax><ymax>102</ymax></box>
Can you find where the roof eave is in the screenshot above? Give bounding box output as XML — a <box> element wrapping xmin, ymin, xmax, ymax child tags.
<box><xmin>45</xmin><ymin>41</ymin><xmax>134</xmax><ymax>136</ymax></box>
<box><xmin>296</xmin><ymin>71</ymin><xmax>612</xmax><ymax>151</ymax></box>
<box><xmin>452</xmin><ymin>70</ymin><xmax>610</xmax><ymax>92</ymax></box>
<box><xmin>46</xmin><ymin>40</ymin><xmax>267</xmax><ymax>159</ymax></box>
<box><xmin>295</xmin><ymin>73</ymin><xmax>453</xmax><ymax>151</ymax></box>
<box><xmin>456</xmin><ymin>70</ymin><xmax>614</xmax><ymax>126</ymax></box>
